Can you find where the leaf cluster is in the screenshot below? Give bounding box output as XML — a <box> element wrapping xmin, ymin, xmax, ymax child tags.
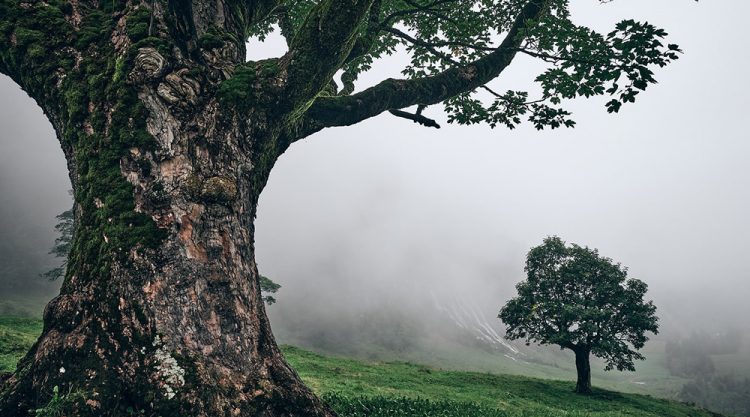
<box><xmin>530</xmin><ymin>17</ymin><xmax>682</xmax><ymax>114</ymax></box>
<box><xmin>260</xmin><ymin>274</ymin><xmax>282</xmax><ymax>305</ymax></box>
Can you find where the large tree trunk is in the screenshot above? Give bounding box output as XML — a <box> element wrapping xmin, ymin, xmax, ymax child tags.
<box><xmin>0</xmin><ymin>74</ymin><xmax>333</xmax><ymax>417</ymax></box>
<box><xmin>574</xmin><ymin>348</ymin><xmax>592</xmax><ymax>394</ymax></box>
<box><xmin>0</xmin><ymin>3</ymin><xmax>334</xmax><ymax>416</ymax></box>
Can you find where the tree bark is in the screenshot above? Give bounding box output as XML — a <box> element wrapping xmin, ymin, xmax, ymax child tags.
<box><xmin>0</xmin><ymin>76</ymin><xmax>334</xmax><ymax>417</ymax></box>
<box><xmin>574</xmin><ymin>348</ymin><xmax>592</xmax><ymax>394</ymax></box>
<box><xmin>0</xmin><ymin>73</ymin><xmax>334</xmax><ymax>416</ymax></box>
<box><xmin>0</xmin><ymin>2</ymin><xmax>334</xmax><ymax>416</ymax></box>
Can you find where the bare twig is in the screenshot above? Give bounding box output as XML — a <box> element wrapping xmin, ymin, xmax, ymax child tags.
<box><xmin>389</xmin><ymin>108</ymin><xmax>441</xmax><ymax>128</ymax></box>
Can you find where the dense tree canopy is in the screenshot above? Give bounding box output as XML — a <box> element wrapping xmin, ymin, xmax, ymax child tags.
<box><xmin>499</xmin><ymin>236</ymin><xmax>658</xmax><ymax>393</ymax></box>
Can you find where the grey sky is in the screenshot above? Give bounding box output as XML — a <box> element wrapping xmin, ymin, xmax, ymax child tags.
<box><xmin>1</xmin><ymin>0</ymin><xmax>748</xmax><ymax>334</ymax></box>
<box><xmin>256</xmin><ymin>0</ymin><xmax>750</xmax><ymax>334</ymax></box>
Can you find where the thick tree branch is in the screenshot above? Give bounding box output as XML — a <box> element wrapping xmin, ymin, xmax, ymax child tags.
<box><xmin>279</xmin><ymin>0</ymin><xmax>375</xmax><ymax>113</ymax></box>
<box><xmin>190</xmin><ymin>0</ymin><xmax>282</xmax><ymax>37</ymax></box>
<box><xmin>167</xmin><ymin>0</ymin><xmax>281</xmax><ymax>61</ymax></box>
<box><xmin>0</xmin><ymin>1</ymin><xmax>75</xmax><ymax>101</ymax></box>
<box><xmin>303</xmin><ymin>0</ymin><xmax>549</xmax><ymax>129</ymax></box>
<box><xmin>342</xmin><ymin>0</ymin><xmax>383</xmax><ymax>65</ymax></box>
<box><xmin>338</xmin><ymin>0</ymin><xmax>383</xmax><ymax>95</ymax></box>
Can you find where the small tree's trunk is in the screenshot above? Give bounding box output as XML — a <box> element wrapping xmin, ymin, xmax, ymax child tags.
<box><xmin>574</xmin><ymin>348</ymin><xmax>592</xmax><ymax>394</ymax></box>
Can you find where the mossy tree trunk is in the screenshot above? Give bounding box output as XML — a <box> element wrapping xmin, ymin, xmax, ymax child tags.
<box><xmin>0</xmin><ymin>0</ymin><xmax>554</xmax><ymax>415</ymax></box>
<box><xmin>0</xmin><ymin>1</ymin><xmax>344</xmax><ymax>416</ymax></box>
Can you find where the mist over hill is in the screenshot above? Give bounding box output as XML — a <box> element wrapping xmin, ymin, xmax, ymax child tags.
<box><xmin>2</xmin><ymin>1</ymin><xmax>750</xmax><ymax>415</ymax></box>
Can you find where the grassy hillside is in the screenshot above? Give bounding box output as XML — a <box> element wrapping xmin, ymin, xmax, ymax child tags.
<box><xmin>1</xmin><ymin>316</ymin><xmax>723</xmax><ymax>417</ymax></box>
<box><xmin>0</xmin><ymin>316</ymin><xmax>42</xmax><ymax>372</ymax></box>
<box><xmin>277</xmin><ymin>326</ymin><xmax>690</xmax><ymax>399</ymax></box>
<box><xmin>284</xmin><ymin>345</ymin><xmax>722</xmax><ymax>417</ymax></box>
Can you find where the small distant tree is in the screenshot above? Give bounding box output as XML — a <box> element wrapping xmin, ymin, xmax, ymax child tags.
<box><xmin>41</xmin><ymin>208</ymin><xmax>74</xmax><ymax>281</ymax></box>
<box><xmin>499</xmin><ymin>236</ymin><xmax>658</xmax><ymax>394</ymax></box>
<box><xmin>260</xmin><ymin>275</ymin><xmax>282</xmax><ymax>305</ymax></box>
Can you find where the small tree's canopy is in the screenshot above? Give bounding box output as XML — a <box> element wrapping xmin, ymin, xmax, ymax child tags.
<box><xmin>41</xmin><ymin>208</ymin><xmax>74</xmax><ymax>281</ymax></box>
<box><xmin>260</xmin><ymin>274</ymin><xmax>282</xmax><ymax>304</ymax></box>
<box><xmin>499</xmin><ymin>236</ymin><xmax>658</xmax><ymax>372</ymax></box>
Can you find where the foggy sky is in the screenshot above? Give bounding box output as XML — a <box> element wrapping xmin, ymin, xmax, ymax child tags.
<box><xmin>1</xmin><ymin>0</ymin><xmax>749</xmax><ymax>338</ymax></box>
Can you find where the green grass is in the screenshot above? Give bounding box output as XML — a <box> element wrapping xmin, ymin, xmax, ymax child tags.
<box><xmin>277</xmin><ymin>327</ymin><xmax>691</xmax><ymax>400</ymax></box>
<box><xmin>0</xmin><ymin>316</ymin><xmax>42</xmax><ymax>372</ymax></box>
<box><xmin>0</xmin><ymin>317</ymin><xmax>724</xmax><ymax>416</ymax></box>
<box><xmin>282</xmin><ymin>345</ymin><xmax>722</xmax><ymax>417</ymax></box>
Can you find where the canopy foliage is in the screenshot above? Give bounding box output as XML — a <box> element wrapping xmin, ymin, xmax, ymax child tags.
<box><xmin>251</xmin><ymin>0</ymin><xmax>681</xmax><ymax>131</ymax></box>
<box><xmin>499</xmin><ymin>236</ymin><xmax>659</xmax><ymax>372</ymax></box>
